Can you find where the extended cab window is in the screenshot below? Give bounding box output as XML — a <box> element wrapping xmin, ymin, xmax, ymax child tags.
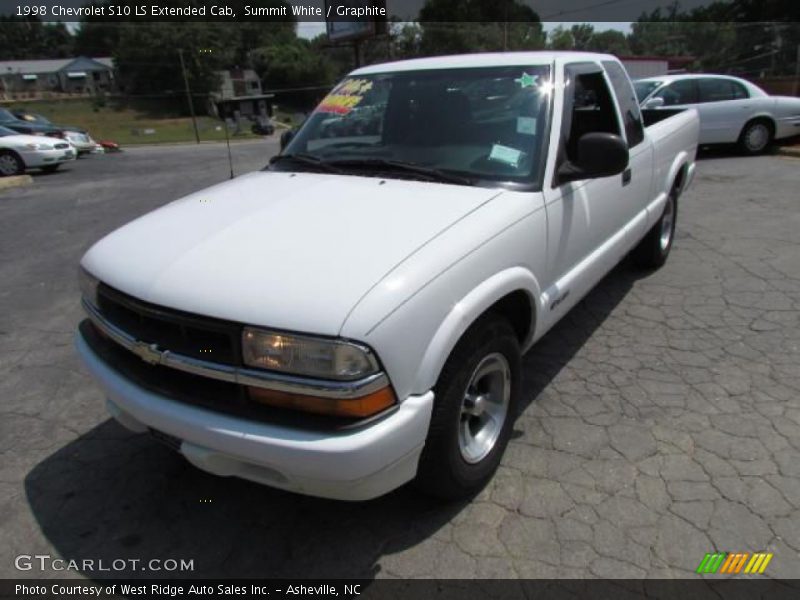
<box><xmin>277</xmin><ymin>65</ymin><xmax>553</xmax><ymax>189</ymax></box>
<box><xmin>602</xmin><ymin>61</ymin><xmax>644</xmax><ymax>148</ymax></box>
<box><xmin>561</xmin><ymin>66</ymin><xmax>622</xmax><ymax>165</ymax></box>
<box><xmin>698</xmin><ymin>78</ymin><xmax>749</xmax><ymax>102</ymax></box>
<box><xmin>654</xmin><ymin>79</ymin><xmax>698</xmax><ymax>105</ymax></box>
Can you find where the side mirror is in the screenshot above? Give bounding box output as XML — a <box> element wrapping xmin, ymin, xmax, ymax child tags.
<box><xmin>557</xmin><ymin>132</ymin><xmax>629</xmax><ymax>185</ymax></box>
<box><xmin>279</xmin><ymin>129</ymin><xmax>295</xmax><ymax>151</ymax></box>
<box><xmin>643</xmin><ymin>96</ymin><xmax>665</xmax><ymax>109</ymax></box>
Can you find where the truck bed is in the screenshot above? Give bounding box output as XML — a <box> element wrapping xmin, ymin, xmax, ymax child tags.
<box><xmin>642</xmin><ymin>108</ymin><xmax>689</xmax><ymax>128</ymax></box>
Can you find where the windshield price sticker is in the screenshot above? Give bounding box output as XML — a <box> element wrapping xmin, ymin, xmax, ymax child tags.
<box><xmin>489</xmin><ymin>144</ymin><xmax>525</xmax><ymax>168</ymax></box>
<box><xmin>489</xmin><ymin>144</ymin><xmax>525</xmax><ymax>167</ymax></box>
<box><xmin>517</xmin><ymin>116</ymin><xmax>538</xmax><ymax>135</ymax></box>
<box><xmin>317</xmin><ymin>79</ymin><xmax>373</xmax><ymax>115</ymax></box>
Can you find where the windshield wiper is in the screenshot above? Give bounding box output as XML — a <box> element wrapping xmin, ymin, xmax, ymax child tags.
<box><xmin>269</xmin><ymin>153</ymin><xmax>344</xmax><ymax>174</ymax></box>
<box><xmin>328</xmin><ymin>158</ymin><xmax>475</xmax><ymax>186</ymax></box>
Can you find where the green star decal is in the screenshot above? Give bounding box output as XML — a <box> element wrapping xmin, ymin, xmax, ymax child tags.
<box><xmin>515</xmin><ymin>72</ymin><xmax>538</xmax><ymax>88</ymax></box>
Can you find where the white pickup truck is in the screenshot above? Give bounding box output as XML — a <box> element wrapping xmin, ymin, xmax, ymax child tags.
<box><xmin>77</xmin><ymin>52</ymin><xmax>699</xmax><ymax>501</ymax></box>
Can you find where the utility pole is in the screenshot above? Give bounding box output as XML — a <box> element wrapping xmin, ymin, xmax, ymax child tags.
<box><xmin>178</xmin><ymin>48</ymin><xmax>200</xmax><ymax>144</ymax></box>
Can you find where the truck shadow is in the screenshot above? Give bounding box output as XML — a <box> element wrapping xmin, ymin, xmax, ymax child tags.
<box><xmin>24</xmin><ymin>260</ymin><xmax>643</xmax><ymax>581</ymax></box>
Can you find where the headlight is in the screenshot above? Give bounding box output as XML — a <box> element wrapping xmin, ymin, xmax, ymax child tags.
<box><xmin>23</xmin><ymin>142</ymin><xmax>53</xmax><ymax>150</ymax></box>
<box><xmin>78</xmin><ymin>266</ymin><xmax>99</xmax><ymax>308</ymax></box>
<box><xmin>242</xmin><ymin>327</ymin><xmax>379</xmax><ymax>381</ymax></box>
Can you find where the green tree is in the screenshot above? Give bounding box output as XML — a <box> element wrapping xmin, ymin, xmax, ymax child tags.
<box><xmin>418</xmin><ymin>0</ymin><xmax>544</xmax><ymax>55</ymax></box>
<box><xmin>588</xmin><ymin>30</ymin><xmax>630</xmax><ymax>55</ymax></box>
<box><xmin>0</xmin><ymin>17</ymin><xmax>74</xmax><ymax>59</ymax></box>
<box><xmin>570</xmin><ymin>24</ymin><xmax>595</xmax><ymax>51</ymax></box>
<box><xmin>547</xmin><ymin>26</ymin><xmax>573</xmax><ymax>50</ymax></box>
<box><xmin>251</xmin><ymin>38</ymin><xmax>334</xmax><ymax>90</ymax></box>
<box><xmin>74</xmin><ymin>21</ymin><xmax>121</xmax><ymax>57</ymax></box>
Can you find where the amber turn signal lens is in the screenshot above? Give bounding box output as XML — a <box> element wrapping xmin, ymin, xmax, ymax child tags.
<box><xmin>248</xmin><ymin>385</ymin><xmax>396</xmax><ymax>418</ymax></box>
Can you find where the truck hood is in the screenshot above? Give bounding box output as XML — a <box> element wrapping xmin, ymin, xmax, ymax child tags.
<box><xmin>82</xmin><ymin>170</ymin><xmax>501</xmax><ymax>336</ymax></box>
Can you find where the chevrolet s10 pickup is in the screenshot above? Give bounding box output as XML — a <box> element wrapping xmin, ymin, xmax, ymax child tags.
<box><xmin>77</xmin><ymin>52</ymin><xmax>699</xmax><ymax>500</ymax></box>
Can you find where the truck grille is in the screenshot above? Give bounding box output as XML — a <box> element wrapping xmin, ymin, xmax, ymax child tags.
<box><xmin>80</xmin><ymin>320</ymin><xmax>363</xmax><ymax>430</ymax></box>
<box><xmin>96</xmin><ymin>283</ymin><xmax>242</xmax><ymax>366</ymax></box>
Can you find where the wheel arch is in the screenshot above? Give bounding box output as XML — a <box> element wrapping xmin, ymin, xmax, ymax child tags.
<box><xmin>740</xmin><ymin>114</ymin><xmax>776</xmax><ymax>139</ymax></box>
<box><xmin>665</xmin><ymin>151</ymin><xmax>692</xmax><ymax>198</ymax></box>
<box><xmin>412</xmin><ymin>267</ymin><xmax>540</xmax><ymax>395</ymax></box>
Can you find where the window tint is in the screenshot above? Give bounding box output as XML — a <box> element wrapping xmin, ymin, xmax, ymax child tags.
<box><xmin>698</xmin><ymin>78</ymin><xmax>749</xmax><ymax>102</ymax></box>
<box><xmin>603</xmin><ymin>61</ymin><xmax>644</xmax><ymax>147</ymax></box>
<box><xmin>655</xmin><ymin>79</ymin><xmax>698</xmax><ymax>105</ymax></box>
<box><xmin>562</xmin><ymin>68</ymin><xmax>622</xmax><ymax>164</ymax></box>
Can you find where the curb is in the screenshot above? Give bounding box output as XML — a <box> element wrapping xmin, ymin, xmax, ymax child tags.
<box><xmin>0</xmin><ymin>174</ymin><xmax>33</xmax><ymax>191</ymax></box>
<box><xmin>776</xmin><ymin>146</ymin><xmax>800</xmax><ymax>158</ymax></box>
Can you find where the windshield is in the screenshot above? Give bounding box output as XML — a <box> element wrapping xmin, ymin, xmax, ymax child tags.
<box><xmin>634</xmin><ymin>80</ymin><xmax>662</xmax><ymax>103</ymax></box>
<box><xmin>0</xmin><ymin>108</ymin><xmax>19</xmax><ymax>122</ymax></box>
<box><xmin>278</xmin><ymin>65</ymin><xmax>553</xmax><ymax>188</ymax></box>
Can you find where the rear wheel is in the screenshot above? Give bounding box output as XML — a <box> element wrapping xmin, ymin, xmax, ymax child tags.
<box><xmin>0</xmin><ymin>150</ymin><xmax>24</xmax><ymax>176</ymax></box>
<box><xmin>633</xmin><ymin>188</ymin><xmax>677</xmax><ymax>269</ymax></box>
<box><xmin>738</xmin><ymin>119</ymin><xmax>773</xmax><ymax>155</ymax></box>
<box><xmin>415</xmin><ymin>315</ymin><xmax>521</xmax><ymax>500</ymax></box>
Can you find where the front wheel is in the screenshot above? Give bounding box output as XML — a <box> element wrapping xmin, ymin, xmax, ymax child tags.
<box><xmin>415</xmin><ymin>315</ymin><xmax>521</xmax><ymax>500</ymax></box>
<box><xmin>633</xmin><ymin>189</ymin><xmax>677</xmax><ymax>269</ymax></box>
<box><xmin>0</xmin><ymin>150</ymin><xmax>24</xmax><ymax>176</ymax></box>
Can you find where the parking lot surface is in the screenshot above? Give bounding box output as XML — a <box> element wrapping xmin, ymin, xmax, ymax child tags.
<box><xmin>1</xmin><ymin>144</ymin><xmax>798</xmax><ymax>579</ymax></box>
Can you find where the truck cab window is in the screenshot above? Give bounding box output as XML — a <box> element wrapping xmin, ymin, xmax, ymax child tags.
<box><xmin>564</xmin><ymin>70</ymin><xmax>622</xmax><ymax>163</ymax></box>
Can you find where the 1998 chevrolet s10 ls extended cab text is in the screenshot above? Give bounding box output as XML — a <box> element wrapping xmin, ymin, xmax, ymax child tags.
<box><xmin>76</xmin><ymin>53</ymin><xmax>699</xmax><ymax>500</ymax></box>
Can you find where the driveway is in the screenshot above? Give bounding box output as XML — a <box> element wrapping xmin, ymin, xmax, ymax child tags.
<box><xmin>1</xmin><ymin>144</ymin><xmax>798</xmax><ymax>579</ymax></box>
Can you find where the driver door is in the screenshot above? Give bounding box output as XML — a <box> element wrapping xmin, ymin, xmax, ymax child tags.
<box><xmin>541</xmin><ymin>62</ymin><xmax>631</xmax><ymax>313</ymax></box>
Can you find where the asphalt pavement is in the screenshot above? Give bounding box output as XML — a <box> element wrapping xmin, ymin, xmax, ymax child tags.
<box><xmin>1</xmin><ymin>142</ymin><xmax>798</xmax><ymax>580</ymax></box>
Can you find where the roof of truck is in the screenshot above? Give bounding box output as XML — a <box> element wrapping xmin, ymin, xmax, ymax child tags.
<box><xmin>351</xmin><ymin>52</ymin><xmax>618</xmax><ymax>75</ymax></box>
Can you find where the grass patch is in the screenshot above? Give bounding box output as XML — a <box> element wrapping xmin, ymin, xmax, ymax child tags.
<box><xmin>2</xmin><ymin>98</ymin><xmax>260</xmax><ymax>145</ymax></box>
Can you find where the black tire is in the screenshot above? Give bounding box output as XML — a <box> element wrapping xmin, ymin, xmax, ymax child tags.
<box><xmin>415</xmin><ymin>315</ymin><xmax>521</xmax><ymax>500</ymax></box>
<box><xmin>738</xmin><ymin>119</ymin><xmax>773</xmax><ymax>155</ymax></box>
<box><xmin>0</xmin><ymin>150</ymin><xmax>25</xmax><ymax>176</ymax></box>
<box><xmin>633</xmin><ymin>188</ymin><xmax>678</xmax><ymax>269</ymax></box>
<box><xmin>41</xmin><ymin>164</ymin><xmax>60</xmax><ymax>173</ymax></box>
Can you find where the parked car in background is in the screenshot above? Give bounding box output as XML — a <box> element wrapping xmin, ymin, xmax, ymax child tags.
<box><xmin>634</xmin><ymin>74</ymin><xmax>800</xmax><ymax>154</ymax></box>
<box><xmin>251</xmin><ymin>115</ymin><xmax>275</xmax><ymax>136</ymax></box>
<box><xmin>11</xmin><ymin>109</ymin><xmax>87</xmax><ymax>135</ymax></box>
<box><xmin>0</xmin><ymin>125</ymin><xmax>75</xmax><ymax>175</ymax></box>
<box><xmin>64</xmin><ymin>130</ymin><xmax>101</xmax><ymax>155</ymax></box>
<box><xmin>0</xmin><ymin>108</ymin><xmax>64</xmax><ymax>138</ymax></box>
<box><xmin>10</xmin><ymin>108</ymin><xmax>100</xmax><ymax>155</ymax></box>
<box><xmin>77</xmin><ymin>52</ymin><xmax>699</xmax><ymax>501</ymax></box>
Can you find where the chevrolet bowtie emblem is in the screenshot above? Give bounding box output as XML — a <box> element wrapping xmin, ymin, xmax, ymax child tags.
<box><xmin>132</xmin><ymin>340</ymin><xmax>162</xmax><ymax>365</ymax></box>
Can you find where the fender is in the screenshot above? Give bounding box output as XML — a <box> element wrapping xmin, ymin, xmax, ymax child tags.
<box><xmin>666</xmin><ymin>150</ymin><xmax>691</xmax><ymax>196</ymax></box>
<box><xmin>412</xmin><ymin>267</ymin><xmax>541</xmax><ymax>394</ymax></box>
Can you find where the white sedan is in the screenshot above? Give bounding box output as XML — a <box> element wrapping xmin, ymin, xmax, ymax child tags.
<box><xmin>0</xmin><ymin>125</ymin><xmax>76</xmax><ymax>175</ymax></box>
<box><xmin>635</xmin><ymin>74</ymin><xmax>800</xmax><ymax>154</ymax></box>
<box><xmin>64</xmin><ymin>130</ymin><xmax>100</xmax><ymax>155</ymax></box>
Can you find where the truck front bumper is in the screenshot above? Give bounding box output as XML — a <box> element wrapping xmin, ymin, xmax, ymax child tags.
<box><xmin>76</xmin><ymin>332</ymin><xmax>434</xmax><ymax>501</ymax></box>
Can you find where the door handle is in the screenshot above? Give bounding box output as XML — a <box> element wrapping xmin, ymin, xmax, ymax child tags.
<box><xmin>622</xmin><ymin>168</ymin><xmax>632</xmax><ymax>186</ymax></box>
